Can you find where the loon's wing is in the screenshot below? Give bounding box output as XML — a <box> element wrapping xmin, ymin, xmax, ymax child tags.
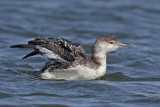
<box><xmin>10</xmin><ymin>36</ymin><xmax>87</xmax><ymax>62</ymax></box>
<box><xmin>59</xmin><ymin>38</ymin><xmax>87</xmax><ymax>58</ymax></box>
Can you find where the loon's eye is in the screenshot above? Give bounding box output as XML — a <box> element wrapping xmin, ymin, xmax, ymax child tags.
<box><xmin>110</xmin><ymin>41</ymin><xmax>114</xmax><ymax>44</ymax></box>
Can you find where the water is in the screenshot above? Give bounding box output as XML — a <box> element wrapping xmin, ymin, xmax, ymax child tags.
<box><xmin>0</xmin><ymin>0</ymin><xmax>160</xmax><ymax>106</ymax></box>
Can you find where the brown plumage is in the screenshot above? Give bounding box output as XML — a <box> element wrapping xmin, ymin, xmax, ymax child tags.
<box><xmin>10</xmin><ymin>36</ymin><xmax>87</xmax><ymax>62</ymax></box>
<box><xmin>10</xmin><ymin>36</ymin><xmax>133</xmax><ymax>80</ymax></box>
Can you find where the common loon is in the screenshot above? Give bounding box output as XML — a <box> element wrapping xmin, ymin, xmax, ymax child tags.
<box><xmin>10</xmin><ymin>36</ymin><xmax>135</xmax><ymax>80</ymax></box>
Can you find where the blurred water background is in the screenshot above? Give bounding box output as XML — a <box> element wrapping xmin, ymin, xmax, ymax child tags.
<box><xmin>0</xmin><ymin>0</ymin><xmax>160</xmax><ymax>107</ymax></box>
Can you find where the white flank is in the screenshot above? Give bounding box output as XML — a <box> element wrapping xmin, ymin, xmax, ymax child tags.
<box><xmin>40</xmin><ymin>65</ymin><xmax>106</xmax><ymax>80</ymax></box>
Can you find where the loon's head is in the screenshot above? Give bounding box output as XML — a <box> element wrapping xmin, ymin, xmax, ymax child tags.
<box><xmin>93</xmin><ymin>36</ymin><xmax>135</xmax><ymax>57</ymax></box>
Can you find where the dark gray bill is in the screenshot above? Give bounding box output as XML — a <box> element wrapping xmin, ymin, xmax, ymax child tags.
<box><xmin>119</xmin><ymin>42</ymin><xmax>137</xmax><ymax>48</ymax></box>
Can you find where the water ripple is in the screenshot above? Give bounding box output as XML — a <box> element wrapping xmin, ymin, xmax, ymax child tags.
<box><xmin>0</xmin><ymin>0</ymin><xmax>160</xmax><ymax>107</ymax></box>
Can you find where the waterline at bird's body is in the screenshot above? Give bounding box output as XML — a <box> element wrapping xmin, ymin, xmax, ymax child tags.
<box><xmin>41</xmin><ymin>65</ymin><xmax>106</xmax><ymax>80</ymax></box>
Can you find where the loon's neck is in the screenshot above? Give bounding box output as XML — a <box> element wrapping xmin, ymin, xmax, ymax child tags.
<box><xmin>91</xmin><ymin>41</ymin><xmax>107</xmax><ymax>74</ymax></box>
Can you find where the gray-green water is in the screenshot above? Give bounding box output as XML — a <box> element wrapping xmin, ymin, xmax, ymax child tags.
<box><xmin>0</xmin><ymin>0</ymin><xmax>160</xmax><ymax>107</ymax></box>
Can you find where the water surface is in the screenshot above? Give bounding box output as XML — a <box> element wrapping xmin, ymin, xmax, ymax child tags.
<box><xmin>0</xmin><ymin>0</ymin><xmax>160</xmax><ymax>107</ymax></box>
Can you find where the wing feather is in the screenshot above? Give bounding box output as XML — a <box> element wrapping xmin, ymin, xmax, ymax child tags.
<box><xmin>10</xmin><ymin>36</ymin><xmax>87</xmax><ymax>62</ymax></box>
